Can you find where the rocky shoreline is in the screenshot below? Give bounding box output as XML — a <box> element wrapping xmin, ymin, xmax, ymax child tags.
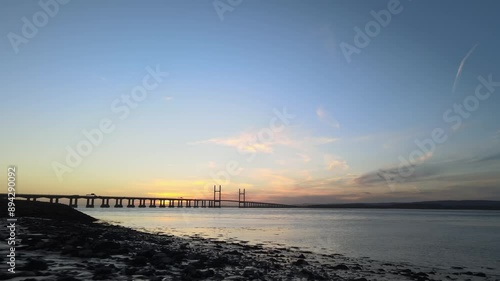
<box><xmin>1</xmin><ymin>215</ymin><xmax>498</xmax><ymax>281</ymax></box>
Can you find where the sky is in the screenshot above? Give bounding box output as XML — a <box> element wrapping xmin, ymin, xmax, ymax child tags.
<box><xmin>1</xmin><ymin>0</ymin><xmax>500</xmax><ymax>204</ymax></box>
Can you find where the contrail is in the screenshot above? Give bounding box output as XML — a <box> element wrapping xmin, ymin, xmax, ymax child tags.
<box><xmin>452</xmin><ymin>43</ymin><xmax>479</xmax><ymax>93</ymax></box>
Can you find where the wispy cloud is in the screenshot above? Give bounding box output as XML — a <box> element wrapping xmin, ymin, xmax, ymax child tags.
<box><xmin>472</xmin><ymin>152</ymin><xmax>500</xmax><ymax>163</ymax></box>
<box><xmin>164</xmin><ymin>96</ymin><xmax>173</xmax><ymax>101</ymax></box>
<box><xmin>189</xmin><ymin>132</ymin><xmax>279</xmax><ymax>153</ymax></box>
<box><xmin>357</xmin><ymin>151</ymin><xmax>500</xmax><ymax>187</ymax></box>
<box><xmin>190</xmin><ymin>130</ymin><xmax>337</xmax><ymax>154</ymax></box>
<box><xmin>297</xmin><ymin>153</ymin><xmax>312</xmax><ymax>163</ymax></box>
<box><xmin>324</xmin><ymin>154</ymin><xmax>349</xmax><ymax>170</ymax></box>
<box><xmin>306</xmin><ymin>136</ymin><xmax>338</xmax><ymax>145</ymax></box>
<box><xmin>316</xmin><ymin>106</ymin><xmax>340</xmax><ymax>128</ymax></box>
<box><xmin>452</xmin><ymin>43</ymin><xmax>479</xmax><ymax>93</ymax></box>
<box><xmin>416</xmin><ymin>152</ymin><xmax>433</xmax><ymax>163</ymax></box>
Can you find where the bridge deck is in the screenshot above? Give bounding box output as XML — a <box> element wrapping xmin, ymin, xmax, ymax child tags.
<box><xmin>0</xmin><ymin>193</ymin><xmax>295</xmax><ymax>208</ymax></box>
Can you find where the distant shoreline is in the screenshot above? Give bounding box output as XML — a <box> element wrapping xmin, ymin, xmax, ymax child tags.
<box><xmin>302</xmin><ymin>200</ymin><xmax>500</xmax><ymax>210</ymax></box>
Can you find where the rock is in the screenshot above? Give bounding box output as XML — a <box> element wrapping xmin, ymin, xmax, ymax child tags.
<box><xmin>414</xmin><ymin>271</ymin><xmax>428</xmax><ymax>277</ymax></box>
<box><xmin>20</xmin><ymin>258</ymin><xmax>48</xmax><ymax>271</ymax></box>
<box><xmin>94</xmin><ymin>265</ymin><xmax>114</xmax><ymax>275</ymax></box>
<box><xmin>56</xmin><ymin>276</ymin><xmax>81</xmax><ymax>281</ymax></box>
<box><xmin>332</xmin><ymin>264</ymin><xmax>349</xmax><ymax>270</ymax></box>
<box><xmin>292</xmin><ymin>258</ymin><xmax>309</xmax><ymax>266</ymax></box>
<box><xmin>226</xmin><ymin>250</ymin><xmax>243</xmax><ymax>256</ymax></box>
<box><xmin>123</xmin><ymin>267</ymin><xmax>136</xmax><ymax>275</ymax></box>
<box><xmin>130</xmin><ymin>255</ymin><xmax>148</xmax><ymax>266</ymax></box>
<box><xmin>77</xmin><ymin>249</ymin><xmax>94</xmax><ymax>258</ymax></box>
<box><xmin>92</xmin><ymin>274</ymin><xmax>111</xmax><ymax>280</ymax></box>
<box><xmin>151</xmin><ymin>253</ymin><xmax>173</xmax><ymax>268</ymax></box>
<box><xmin>300</xmin><ymin>268</ymin><xmax>327</xmax><ymax>280</ymax></box>
<box><xmin>92</xmin><ymin>265</ymin><xmax>116</xmax><ymax>280</ymax></box>
<box><xmin>243</xmin><ymin>266</ymin><xmax>259</xmax><ymax>278</ymax></box>
<box><xmin>136</xmin><ymin>267</ymin><xmax>156</xmax><ymax>276</ymax></box>
<box><xmin>209</xmin><ymin>256</ymin><xmax>239</xmax><ymax>267</ymax></box>
<box><xmin>400</xmin><ymin>268</ymin><xmax>413</xmax><ymax>276</ymax></box>
<box><xmin>92</xmin><ymin>241</ymin><xmax>121</xmax><ymax>252</ymax></box>
<box><xmin>182</xmin><ymin>265</ymin><xmax>204</xmax><ymax>279</ymax></box>
<box><xmin>200</xmin><ymin>269</ymin><xmax>215</xmax><ymax>278</ymax></box>
<box><xmin>138</xmin><ymin>248</ymin><xmax>157</xmax><ymax>259</ymax></box>
<box><xmin>223</xmin><ymin>276</ymin><xmax>245</xmax><ymax>281</ymax></box>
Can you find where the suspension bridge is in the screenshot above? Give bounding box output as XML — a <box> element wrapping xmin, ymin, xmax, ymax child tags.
<box><xmin>1</xmin><ymin>186</ymin><xmax>295</xmax><ymax>208</ymax></box>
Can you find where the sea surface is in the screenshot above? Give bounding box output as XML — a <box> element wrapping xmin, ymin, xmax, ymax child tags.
<box><xmin>80</xmin><ymin>208</ymin><xmax>500</xmax><ymax>274</ymax></box>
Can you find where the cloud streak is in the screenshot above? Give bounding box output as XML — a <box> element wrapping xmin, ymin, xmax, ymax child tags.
<box><xmin>190</xmin><ymin>130</ymin><xmax>337</xmax><ymax>154</ymax></box>
<box><xmin>190</xmin><ymin>133</ymin><xmax>273</xmax><ymax>153</ymax></box>
<box><xmin>452</xmin><ymin>43</ymin><xmax>479</xmax><ymax>93</ymax></box>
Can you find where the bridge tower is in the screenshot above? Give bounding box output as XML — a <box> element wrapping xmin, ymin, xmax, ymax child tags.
<box><xmin>213</xmin><ymin>185</ymin><xmax>222</xmax><ymax>208</ymax></box>
<box><xmin>238</xmin><ymin>188</ymin><xmax>246</xmax><ymax>208</ymax></box>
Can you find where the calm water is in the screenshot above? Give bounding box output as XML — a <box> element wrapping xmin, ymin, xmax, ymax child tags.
<box><xmin>81</xmin><ymin>208</ymin><xmax>500</xmax><ymax>273</ymax></box>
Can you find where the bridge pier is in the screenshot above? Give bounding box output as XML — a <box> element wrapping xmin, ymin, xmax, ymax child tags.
<box><xmin>159</xmin><ymin>199</ymin><xmax>166</xmax><ymax>208</ymax></box>
<box><xmin>69</xmin><ymin>198</ymin><xmax>78</xmax><ymax>208</ymax></box>
<box><xmin>100</xmin><ymin>198</ymin><xmax>110</xmax><ymax>208</ymax></box>
<box><xmin>127</xmin><ymin>199</ymin><xmax>135</xmax><ymax>208</ymax></box>
<box><xmin>50</xmin><ymin>197</ymin><xmax>61</xmax><ymax>204</ymax></box>
<box><xmin>149</xmin><ymin>199</ymin><xmax>156</xmax><ymax>208</ymax></box>
<box><xmin>86</xmin><ymin>198</ymin><xmax>95</xmax><ymax>208</ymax></box>
<box><xmin>115</xmin><ymin>198</ymin><xmax>123</xmax><ymax>208</ymax></box>
<box><xmin>138</xmin><ymin>199</ymin><xmax>146</xmax><ymax>208</ymax></box>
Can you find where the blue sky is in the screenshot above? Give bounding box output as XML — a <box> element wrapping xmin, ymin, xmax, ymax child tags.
<box><xmin>1</xmin><ymin>0</ymin><xmax>499</xmax><ymax>203</ymax></box>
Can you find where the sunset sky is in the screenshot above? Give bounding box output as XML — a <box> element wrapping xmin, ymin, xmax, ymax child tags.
<box><xmin>1</xmin><ymin>0</ymin><xmax>499</xmax><ymax>204</ymax></box>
